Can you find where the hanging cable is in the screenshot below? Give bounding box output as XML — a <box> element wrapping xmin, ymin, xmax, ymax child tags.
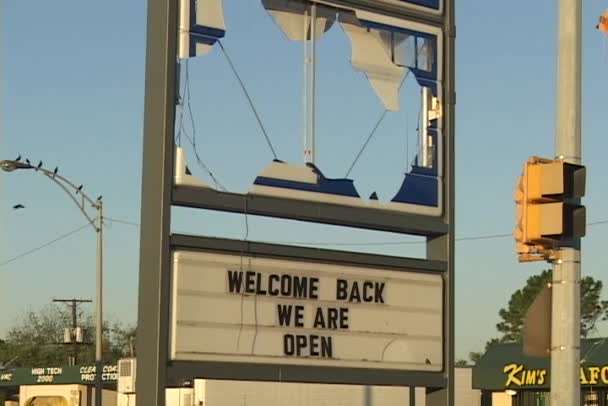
<box><xmin>345</xmin><ymin>110</ymin><xmax>387</xmax><ymax>178</ymax></box>
<box><xmin>185</xmin><ymin>61</ymin><xmax>197</xmax><ymax>147</ymax></box>
<box><xmin>182</xmin><ymin>130</ymin><xmax>228</xmax><ymax>191</ymax></box>
<box><xmin>217</xmin><ymin>40</ymin><xmax>279</xmax><ymax>160</ymax></box>
<box><xmin>178</xmin><ymin>60</ymin><xmax>228</xmax><ymax>191</ymax></box>
<box><xmin>175</xmin><ymin>61</ymin><xmax>188</xmax><ymax>147</ymax></box>
<box><xmin>344</xmin><ymin>71</ymin><xmax>410</xmax><ymax>177</ymax></box>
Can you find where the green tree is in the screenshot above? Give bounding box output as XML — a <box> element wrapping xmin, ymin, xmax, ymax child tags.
<box><xmin>0</xmin><ymin>304</ymin><xmax>135</xmax><ymax>367</ymax></box>
<box><xmin>496</xmin><ymin>269</ymin><xmax>608</xmax><ymax>342</ymax></box>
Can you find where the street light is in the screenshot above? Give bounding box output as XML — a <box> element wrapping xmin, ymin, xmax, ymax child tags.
<box><xmin>1</xmin><ymin>158</ymin><xmax>105</xmax><ymax>406</ymax></box>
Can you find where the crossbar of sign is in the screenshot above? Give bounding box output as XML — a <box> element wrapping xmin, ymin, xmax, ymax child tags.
<box><xmin>170</xmin><ymin>250</ymin><xmax>443</xmax><ymax>372</ymax></box>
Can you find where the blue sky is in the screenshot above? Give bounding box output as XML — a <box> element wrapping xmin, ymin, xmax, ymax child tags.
<box><xmin>2</xmin><ymin>0</ymin><xmax>608</xmax><ymax>362</ymax></box>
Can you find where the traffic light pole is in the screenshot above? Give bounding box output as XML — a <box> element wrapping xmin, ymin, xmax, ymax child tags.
<box><xmin>551</xmin><ymin>0</ymin><xmax>582</xmax><ymax>404</ymax></box>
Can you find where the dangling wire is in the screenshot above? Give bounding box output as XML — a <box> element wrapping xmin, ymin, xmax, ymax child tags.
<box><xmin>217</xmin><ymin>40</ymin><xmax>279</xmax><ymax>160</ymax></box>
<box><xmin>344</xmin><ymin>71</ymin><xmax>410</xmax><ymax>177</ymax></box>
<box><xmin>175</xmin><ymin>61</ymin><xmax>188</xmax><ymax>147</ymax></box>
<box><xmin>344</xmin><ymin>110</ymin><xmax>387</xmax><ymax>178</ymax></box>
<box><xmin>177</xmin><ymin>60</ymin><xmax>228</xmax><ymax>191</ymax></box>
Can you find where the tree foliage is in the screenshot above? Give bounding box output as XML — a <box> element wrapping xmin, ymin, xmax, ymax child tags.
<box><xmin>0</xmin><ymin>304</ymin><xmax>135</xmax><ymax>367</ymax></box>
<box><xmin>466</xmin><ymin>271</ymin><xmax>608</xmax><ymax>364</ymax></box>
<box><xmin>495</xmin><ymin>269</ymin><xmax>608</xmax><ymax>342</ymax></box>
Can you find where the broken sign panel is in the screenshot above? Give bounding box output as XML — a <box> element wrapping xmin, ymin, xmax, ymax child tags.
<box><xmin>175</xmin><ymin>0</ymin><xmax>444</xmax><ymax>217</ymax></box>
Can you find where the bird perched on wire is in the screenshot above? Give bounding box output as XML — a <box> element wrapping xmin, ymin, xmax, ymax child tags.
<box><xmin>52</xmin><ymin>167</ymin><xmax>58</xmax><ymax>178</ymax></box>
<box><xmin>76</xmin><ymin>185</ymin><xmax>83</xmax><ymax>194</ymax></box>
<box><xmin>35</xmin><ymin>161</ymin><xmax>42</xmax><ymax>171</ymax></box>
<box><xmin>15</xmin><ymin>155</ymin><xmax>21</xmax><ymax>162</ymax></box>
<box><xmin>12</xmin><ymin>204</ymin><xmax>25</xmax><ymax>210</ymax></box>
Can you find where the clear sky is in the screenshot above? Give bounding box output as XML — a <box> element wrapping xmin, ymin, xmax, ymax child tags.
<box><xmin>1</xmin><ymin>0</ymin><xmax>607</xmax><ymax>362</ymax></box>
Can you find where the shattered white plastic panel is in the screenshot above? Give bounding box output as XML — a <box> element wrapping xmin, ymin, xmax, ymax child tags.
<box><xmin>262</xmin><ymin>0</ymin><xmax>335</xmax><ymax>41</ymax></box>
<box><xmin>174</xmin><ymin>145</ymin><xmax>209</xmax><ymax>188</ymax></box>
<box><xmin>339</xmin><ymin>14</ymin><xmax>406</xmax><ymax>111</ymax></box>
<box><xmin>179</xmin><ymin>0</ymin><xmax>226</xmax><ymax>58</ymax></box>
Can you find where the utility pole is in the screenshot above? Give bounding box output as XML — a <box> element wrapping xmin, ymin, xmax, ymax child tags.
<box><xmin>551</xmin><ymin>0</ymin><xmax>582</xmax><ymax>404</ymax></box>
<box><xmin>53</xmin><ymin>298</ymin><xmax>92</xmax><ymax>365</ymax></box>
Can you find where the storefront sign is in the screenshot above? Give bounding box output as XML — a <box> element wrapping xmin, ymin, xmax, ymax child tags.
<box><xmin>504</xmin><ymin>363</ymin><xmax>608</xmax><ymax>387</ymax></box>
<box><xmin>0</xmin><ymin>364</ymin><xmax>117</xmax><ymax>387</ymax></box>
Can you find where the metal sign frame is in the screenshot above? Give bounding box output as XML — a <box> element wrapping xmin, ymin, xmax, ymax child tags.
<box><xmin>166</xmin><ymin>234</ymin><xmax>446</xmax><ymax>387</ymax></box>
<box><xmin>136</xmin><ymin>0</ymin><xmax>454</xmax><ymax>405</ymax></box>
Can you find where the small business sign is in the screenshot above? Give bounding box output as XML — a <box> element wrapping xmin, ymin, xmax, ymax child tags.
<box><xmin>0</xmin><ymin>364</ymin><xmax>117</xmax><ymax>387</ymax></box>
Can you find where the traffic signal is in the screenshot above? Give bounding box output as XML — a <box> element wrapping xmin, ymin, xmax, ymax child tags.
<box><xmin>514</xmin><ymin>157</ymin><xmax>586</xmax><ymax>262</ymax></box>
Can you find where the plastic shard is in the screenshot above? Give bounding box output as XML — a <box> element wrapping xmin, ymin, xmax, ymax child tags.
<box><xmin>262</xmin><ymin>0</ymin><xmax>335</xmax><ymax>41</ymax></box>
<box><xmin>174</xmin><ymin>145</ymin><xmax>209</xmax><ymax>188</ymax></box>
<box><xmin>339</xmin><ymin>13</ymin><xmax>406</xmax><ymax>111</ymax></box>
<box><xmin>252</xmin><ymin>161</ymin><xmax>362</xmax><ymax>205</ymax></box>
<box><xmin>179</xmin><ymin>0</ymin><xmax>226</xmax><ymax>58</ymax></box>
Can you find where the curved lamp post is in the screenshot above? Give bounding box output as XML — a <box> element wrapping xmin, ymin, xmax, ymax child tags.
<box><xmin>1</xmin><ymin>158</ymin><xmax>104</xmax><ymax>406</ymax></box>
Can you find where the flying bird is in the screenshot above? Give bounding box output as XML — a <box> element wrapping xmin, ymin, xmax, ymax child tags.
<box><xmin>12</xmin><ymin>204</ymin><xmax>25</xmax><ymax>210</ymax></box>
<box><xmin>15</xmin><ymin>155</ymin><xmax>21</xmax><ymax>162</ymax></box>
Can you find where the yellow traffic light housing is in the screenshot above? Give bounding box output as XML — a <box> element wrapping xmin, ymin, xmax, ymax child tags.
<box><xmin>514</xmin><ymin>157</ymin><xmax>586</xmax><ymax>262</ymax></box>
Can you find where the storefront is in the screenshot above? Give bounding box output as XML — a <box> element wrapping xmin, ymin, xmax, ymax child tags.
<box><xmin>0</xmin><ymin>363</ymin><xmax>117</xmax><ymax>406</ymax></box>
<box><xmin>472</xmin><ymin>338</ymin><xmax>608</xmax><ymax>406</ymax></box>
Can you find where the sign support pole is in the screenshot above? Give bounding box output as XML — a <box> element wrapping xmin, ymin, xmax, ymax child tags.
<box><xmin>427</xmin><ymin>0</ymin><xmax>455</xmax><ymax>405</ymax></box>
<box><xmin>136</xmin><ymin>0</ymin><xmax>178</xmax><ymax>405</ymax></box>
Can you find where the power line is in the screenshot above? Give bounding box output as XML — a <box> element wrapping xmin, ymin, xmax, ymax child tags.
<box><xmin>3</xmin><ymin>218</ymin><xmax>608</xmax><ymax>268</ymax></box>
<box><xmin>104</xmin><ymin>217</ymin><xmax>139</xmax><ymax>227</ymax></box>
<box><xmin>0</xmin><ymin>223</ymin><xmax>90</xmax><ymax>268</ymax></box>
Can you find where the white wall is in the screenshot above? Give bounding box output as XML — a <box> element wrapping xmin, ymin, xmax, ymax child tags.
<box><xmin>194</xmin><ymin>380</ymin><xmax>423</xmax><ymax>406</ymax></box>
<box><xmin>454</xmin><ymin>368</ymin><xmax>481</xmax><ymax>406</ymax></box>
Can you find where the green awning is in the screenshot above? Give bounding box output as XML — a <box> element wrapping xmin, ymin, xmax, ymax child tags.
<box><xmin>0</xmin><ymin>364</ymin><xmax>117</xmax><ymax>388</ymax></box>
<box><xmin>472</xmin><ymin>338</ymin><xmax>608</xmax><ymax>391</ymax></box>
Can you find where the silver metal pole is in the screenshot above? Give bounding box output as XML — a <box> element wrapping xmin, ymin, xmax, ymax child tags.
<box><xmin>551</xmin><ymin>0</ymin><xmax>582</xmax><ymax>404</ymax></box>
<box><xmin>304</xmin><ymin>2</ymin><xmax>317</xmax><ymax>164</ymax></box>
<box><xmin>310</xmin><ymin>2</ymin><xmax>317</xmax><ymax>164</ymax></box>
<box><xmin>95</xmin><ymin>202</ymin><xmax>104</xmax><ymax>406</ymax></box>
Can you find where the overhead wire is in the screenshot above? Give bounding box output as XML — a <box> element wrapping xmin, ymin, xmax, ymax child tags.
<box><xmin>217</xmin><ymin>40</ymin><xmax>279</xmax><ymax>160</ymax></box>
<box><xmin>4</xmin><ymin>219</ymin><xmax>608</xmax><ymax>268</ymax></box>
<box><xmin>104</xmin><ymin>217</ymin><xmax>139</xmax><ymax>228</ymax></box>
<box><xmin>0</xmin><ymin>223</ymin><xmax>90</xmax><ymax>268</ymax></box>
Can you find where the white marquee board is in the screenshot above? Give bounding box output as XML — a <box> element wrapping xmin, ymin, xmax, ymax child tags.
<box><xmin>170</xmin><ymin>250</ymin><xmax>443</xmax><ymax>372</ymax></box>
